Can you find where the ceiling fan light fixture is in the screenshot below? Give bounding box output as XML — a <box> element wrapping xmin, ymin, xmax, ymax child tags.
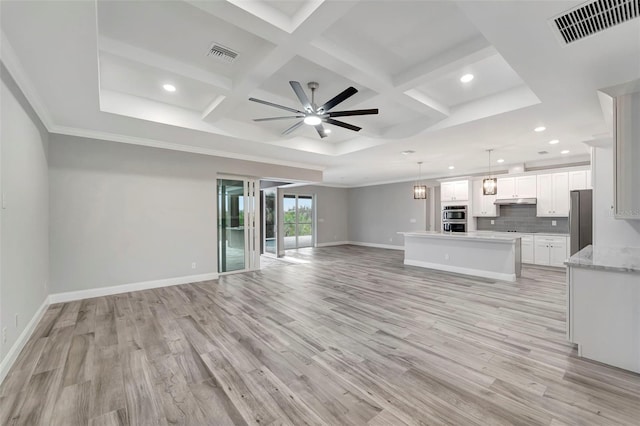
<box><xmin>303</xmin><ymin>115</ymin><xmax>322</xmax><ymax>126</ymax></box>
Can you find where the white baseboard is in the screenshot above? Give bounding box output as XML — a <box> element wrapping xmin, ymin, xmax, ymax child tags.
<box><xmin>347</xmin><ymin>241</ymin><xmax>405</xmax><ymax>250</ymax></box>
<box><xmin>316</xmin><ymin>241</ymin><xmax>349</xmax><ymax>247</ymax></box>
<box><xmin>404</xmin><ymin>259</ymin><xmax>516</xmax><ymax>282</ymax></box>
<box><xmin>49</xmin><ymin>272</ymin><xmax>219</xmax><ymax>304</ymax></box>
<box><xmin>0</xmin><ymin>297</ymin><xmax>49</xmax><ymax>385</ymax></box>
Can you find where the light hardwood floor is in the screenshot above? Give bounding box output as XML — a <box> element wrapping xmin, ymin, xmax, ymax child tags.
<box><xmin>1</xmin><ymin>245</ymin><xmax>639</xmax><ymax>425</ymax></box>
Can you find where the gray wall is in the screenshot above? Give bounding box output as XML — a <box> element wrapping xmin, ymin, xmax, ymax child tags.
<box><xmin>49</xmin><ymin>135</ymin><xmax>321</xmax><ymax>294</ymax></box>
<box><xmin>347</xmin><ymin>181</ymin><xmax>432</xmax><ymax>247</ymax></box>
<box><xmin>276</xmin><ymin>185</ymin><xmax>348</xmax><ymax>255</ymax></box>
<box><xmin>1</xmin><ymin>66</ymin><xmax>50</xmax><ymax>361</ymax></box>
<box><xmin>477</xmin><ymin>205</ymin><xmax>569</xmax><ymax>233</ymax></box>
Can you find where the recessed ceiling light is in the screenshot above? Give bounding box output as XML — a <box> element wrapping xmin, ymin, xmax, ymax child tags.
<box><xmin>549</xmin><ymin>139</ymin><xmax>559</xmax><ymax>145</ymax></box>
<box><xmin>460</xmin><ymin>74</ymin><xmax>474</xmax><ymax>83</ymax></box>
<box><xmin>497</xmin><ymin>158</ymin><xmax>505</xmax><ymax>163</ymax></box>
<box><xmin>534</xmin><ymin>126</ymin><xmax>546</xmax><ymax>132</ymax></box>
<box><xmin>323</xmin><ymin>128</ymin><xmax>331</xmax><ymax>134</ymax></box>
<box><xmin>561</xmin><ymin>150</ymin><xmax>570</xmax><ymax>154</ymax></box>
<box><xmin>163</xmin><ymin>84</ymin><xmax>176</xmax><ymax>92</ymax></box>
<box><xmin>448</xmin><ymin>165</ymin><xmax>455</xmax><ymax>170</ymax></box>
<box><xmin>401</xmin><ymin>150</ymin><xmax>415</xmax><ymax>155</ymax></box>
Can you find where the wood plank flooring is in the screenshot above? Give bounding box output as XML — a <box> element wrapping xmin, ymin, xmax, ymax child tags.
<box><xmin>1</xmin><ymin>245</ymin><xmax>639</xmax><ymax>425</ymax></box>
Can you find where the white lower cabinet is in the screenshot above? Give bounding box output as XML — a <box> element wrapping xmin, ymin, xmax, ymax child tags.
<box><xmin>533</xmin><ymin>235</ymin><xmax>568</xmax><ymax>267</ymax></box>
<box><xmin>520</xmin><ymin>235</ymin><xmax>534</xmax><ymax>264</ymax></box>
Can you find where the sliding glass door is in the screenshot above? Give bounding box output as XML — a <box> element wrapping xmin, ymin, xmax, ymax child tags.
<box><xmin>283</xmin><ymin>194</ymin><xmax>314</xmax><ymax>250</ymax></box>
<box><xmin>217</xmin><ymin>177</ymin><xmax>259</xmax><ymax>273</ymax></box>
<box><xmin>263</xmin><ymin>189</ymin><xmax>276</xmax><ymax>255</ymax></box>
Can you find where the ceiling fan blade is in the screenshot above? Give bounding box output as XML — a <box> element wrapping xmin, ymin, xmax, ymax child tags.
<box><xmin>282</xmin><ymin>120</ymin><xmax>305</xmax><ymax>135</ymax></box>
<box><xmin>289</xmin><ymin>81</ymin><xmax>313</xmax><ymax>112</ymax></box>
<box><xmin>253</xmin><ymin>116</ymin><xmax>304</xmax><ymax>122</ymax></box>
<box><xmin>319</xmin><ymin>86</ymin><xmax>358</xmax><ymax>112</ymax></box>
<box><xmin>314</xmin><ymin>123</ymin><xmax>327</xmax><ymax>139</ymax></box>
<box><xmin>328</xmin><ymin>108</ymin><xmax>379</xmax><ymax>118</ymax></box>
<box><xmin>249</xmin><ymin>97</ymin><xmax>304</xmax><ymax>114</ymax></box>
<box><xmin>324</xmin><ymin>118</ymin><xmax>362</xmax><ymax>132</ymax></box>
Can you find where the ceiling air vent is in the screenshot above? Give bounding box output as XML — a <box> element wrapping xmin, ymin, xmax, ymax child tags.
<box><xmin>552</xmin><ymin>0</ymin><xmax>640</xmax><ymax>45</ymax></box>
<box><xmin>538</xmin><ymin>150</ymin><xmax>549</xmax><ymax>155</ymax></box>
<box><xmin>206</xmin><ymin>42</ymin><xmax>238</xmax><ymax>63</ymax></box>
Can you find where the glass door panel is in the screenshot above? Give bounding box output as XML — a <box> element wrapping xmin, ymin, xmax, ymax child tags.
<box><xmin>296</xmin><ymin>195</ymin><xmax>313</xmax><ymax>248</ymax></box>
<box><xmin>283</xmin><ymin>195</ymin><xmax>297</xmax><ymax>249</ymax></box>
<box><xmin>264</xmin><ymin>190</ymin><xmax>276</xmax><ymax>255</ymax></box>
<box><xmin>283</xmin><ymin>194</ymin><xmax>314</xmax><ymax>250</ymax></box>
<box><xmin>217</xmin><ymin>177</ymin><xmax>259</xmax><ymax>273</ymax></box>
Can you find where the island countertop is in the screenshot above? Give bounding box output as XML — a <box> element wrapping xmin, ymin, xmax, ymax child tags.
<box><xmin>399</xmin><ymin>231</ymin><xmax>521</xmax><ymax>243</ymax></box>
<box><xmin>565</xmin><ymin>245</ymin><xmax>640</xmax><ymax>274</ymax></box>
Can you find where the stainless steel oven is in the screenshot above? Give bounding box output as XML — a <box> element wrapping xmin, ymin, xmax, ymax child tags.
<box><xmin>442</xmin><ymin>205</ymin><xmax>467</xmax><ymax>221</ymax></box>
<box><xmin>443</xmin><ymin>222</ymin><xmax>466</xmax><ymax>233</ymax></box>
<box><xmin>442</xmin><ymin>205</ymin><xmax>467</xmax><ymax>232</ymax></box>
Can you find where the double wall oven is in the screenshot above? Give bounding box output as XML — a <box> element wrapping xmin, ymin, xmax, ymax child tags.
<box><xmin>442</xmin><ymin>205</ymin><xmax>467</xmax><ymax>233</ymax></box>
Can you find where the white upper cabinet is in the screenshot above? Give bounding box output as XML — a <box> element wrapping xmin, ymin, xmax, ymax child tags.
<box><xmin>568</xmin><ymin>170</ymin><xmax>592</xmax><ymax>190</ymax></box>
<box><xmin>537</xmin><ymin>172</ymin><xmax>569</xmax><ymax>217</ymax></box>
<box><xmin>441</xmin><ymin>180</ymin><xmax>469</xmax><ymax>202</ymax></box>
<box><xmin>496</xmin><ymin>175</ymin><xmax>536</xmax><ymax>199</ymax></box>
<box><xmin>472</xmin><ymin>180</ymin><xmax>498</xmax><ymax>217</ymax></box>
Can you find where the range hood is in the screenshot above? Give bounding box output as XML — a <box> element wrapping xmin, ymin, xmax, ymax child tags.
<box><xmin>494</xmin><ymin>198</ymin><xmax>537</xmax><ymax>205</ymax></box>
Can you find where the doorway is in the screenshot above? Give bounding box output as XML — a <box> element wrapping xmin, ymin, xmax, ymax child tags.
<box><xmin>217</xmin><ymin>177</ymin><xmax>259</xmax><ymax>273</ymax></box>
<box><xmin>283</xmin><ymin>194</ymin><xmax>314</xmax><ymax>250</ymax></box>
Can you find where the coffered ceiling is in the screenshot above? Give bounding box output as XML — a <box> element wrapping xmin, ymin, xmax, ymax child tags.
<box><xmin>1</xmin><ymin>1</ymin><xmax>639</xmax><ymax>186</ymax></box>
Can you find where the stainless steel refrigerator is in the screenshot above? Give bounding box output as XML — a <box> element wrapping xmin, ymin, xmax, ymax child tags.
<box><xmin>569</xmin><ymin>189</ymin><xmax>593</xmax><ymax>256</ymax></box>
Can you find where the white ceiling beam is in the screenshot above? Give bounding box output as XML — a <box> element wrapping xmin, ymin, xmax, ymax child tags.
<box><xmin>197</xmin><ymin>0</ymin><xmax>361</xmax><ymax>122</ymax></box>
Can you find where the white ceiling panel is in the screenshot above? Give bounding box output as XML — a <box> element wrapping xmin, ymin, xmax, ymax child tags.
<box><xmin>99</xmin><ymin>52</ymin><xmax>221</xmax><ymax>112</ymax></box>
<box><xmin>414</xmin><ymin>53</ymin><xmax>526</xmax><ymax>108</ymax></box>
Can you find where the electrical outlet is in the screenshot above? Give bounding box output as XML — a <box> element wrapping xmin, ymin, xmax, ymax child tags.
<box><xmin>491</xmin><ymin>220</ymin><xmax>495</xmax><ymax>225</ymax></box>
<box><xmin>2</xmin><ymin>327</ymin><xmax>7</xmax><ymax>344</ymax></box>
<box><xmin>410</xmin><ymin>218</ymin><xmax>417</xmax><ymax>223</ymax></box>
<box><xmin>552</xmin><ymin>220</ymin><xmax>557</xmax><ymax>226</ymax></box>
<box><xmin>191</xmin><ymin>262</ymin><xmax>196</xmax><ymax>269</ymax></box>
<box><xmin>389</xmin><ymin>237</ymin><xmax>393</xmax><ymax>242</ymax></box>
<box><xmin>444</xmin><ymin>253</ymin><xmax>450</xmax><ymax>261</ymax></box>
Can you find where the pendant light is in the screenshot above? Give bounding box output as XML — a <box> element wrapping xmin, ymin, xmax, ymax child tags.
<box><xmin>413</xmin><ymin>162</ymin><xmax>427</xmax><ymax>199</ymax></box>
<box><xmin>483</xmin><ymin>149</ymin><xmax>497</xmax><ymax>195</ymax></box>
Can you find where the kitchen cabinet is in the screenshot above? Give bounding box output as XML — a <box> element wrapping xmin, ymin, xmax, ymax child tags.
<box><xmin>472</xmin><ymin>180</ymin><xmax>498</xmax><ymax>217</ymax></box>
<box><xmin>520</xmin><ymin>234</ymin><xmax>534</xmax><ymax>264</ymax></box>
<box><xmin>568</xmin><ymin>170</ymin><xmax>592</xmax><ymax>191</ymax></box>
<box><xmin>496</xmin><ymin>175</ymin><xmax>536</xmax><ymax>199</ymax></box>
<box><xmin>534</xmin><ymin>235</ymin><xmax>568</xmax><ymax>267</ymax></box>
<box><xmin>536</xmin><ymin>172</ymin><xmax>569</xmax><ymax>217</ymax></box>
<box><xmin>441</xmin><ymin>180</ymin><xmax>468</xmax><ymax>202</ymax></box>
<box><xmin>614</xmin><ymin>91</ymin><xmax>640</xmax><ymax>219</ymax></box>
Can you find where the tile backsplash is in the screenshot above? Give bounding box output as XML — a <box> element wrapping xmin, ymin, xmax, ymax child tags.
<box><xmin>476</xmin><ymin>205</ymin><xmax>569</xmax><ymax>233</ymax></box>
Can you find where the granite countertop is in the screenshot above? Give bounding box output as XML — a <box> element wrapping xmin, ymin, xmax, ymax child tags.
<box><xmin>399</xmin><ymin>231</ymin><xmax>520</xmax><ymax>243</ymax></box>
<box><xmin>475</xmin><ymin>231</ymin><xmax>569</xmax><ymax>237</ymax></box>
<box><xmin>565</xmin><ymin>245</ymin><xmax>640</xmax><ymax>273</ymax></box>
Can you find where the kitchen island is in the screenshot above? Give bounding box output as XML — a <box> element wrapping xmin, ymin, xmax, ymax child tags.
<box><xmin>399</xmin><ymin>231</ymin><xmax>521</xmax><ymax>282</ymax></box>
<box><xmin>566</xmin><ymin>245</ymin><xmax>640</xmax><ymax>373</ymax></box>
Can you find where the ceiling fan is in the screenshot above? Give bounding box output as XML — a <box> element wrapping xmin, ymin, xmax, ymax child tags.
<box><xmin>249</xmin><ymin>81</ymin><xmax>378</xmax><ymax>138</ymax></box>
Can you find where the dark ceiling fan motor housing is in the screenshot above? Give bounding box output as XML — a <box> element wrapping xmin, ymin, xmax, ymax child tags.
<box><xmin>249</xmin><ymin>81</ymin><xmax>379</xmax><ymax>138</ymax></box>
